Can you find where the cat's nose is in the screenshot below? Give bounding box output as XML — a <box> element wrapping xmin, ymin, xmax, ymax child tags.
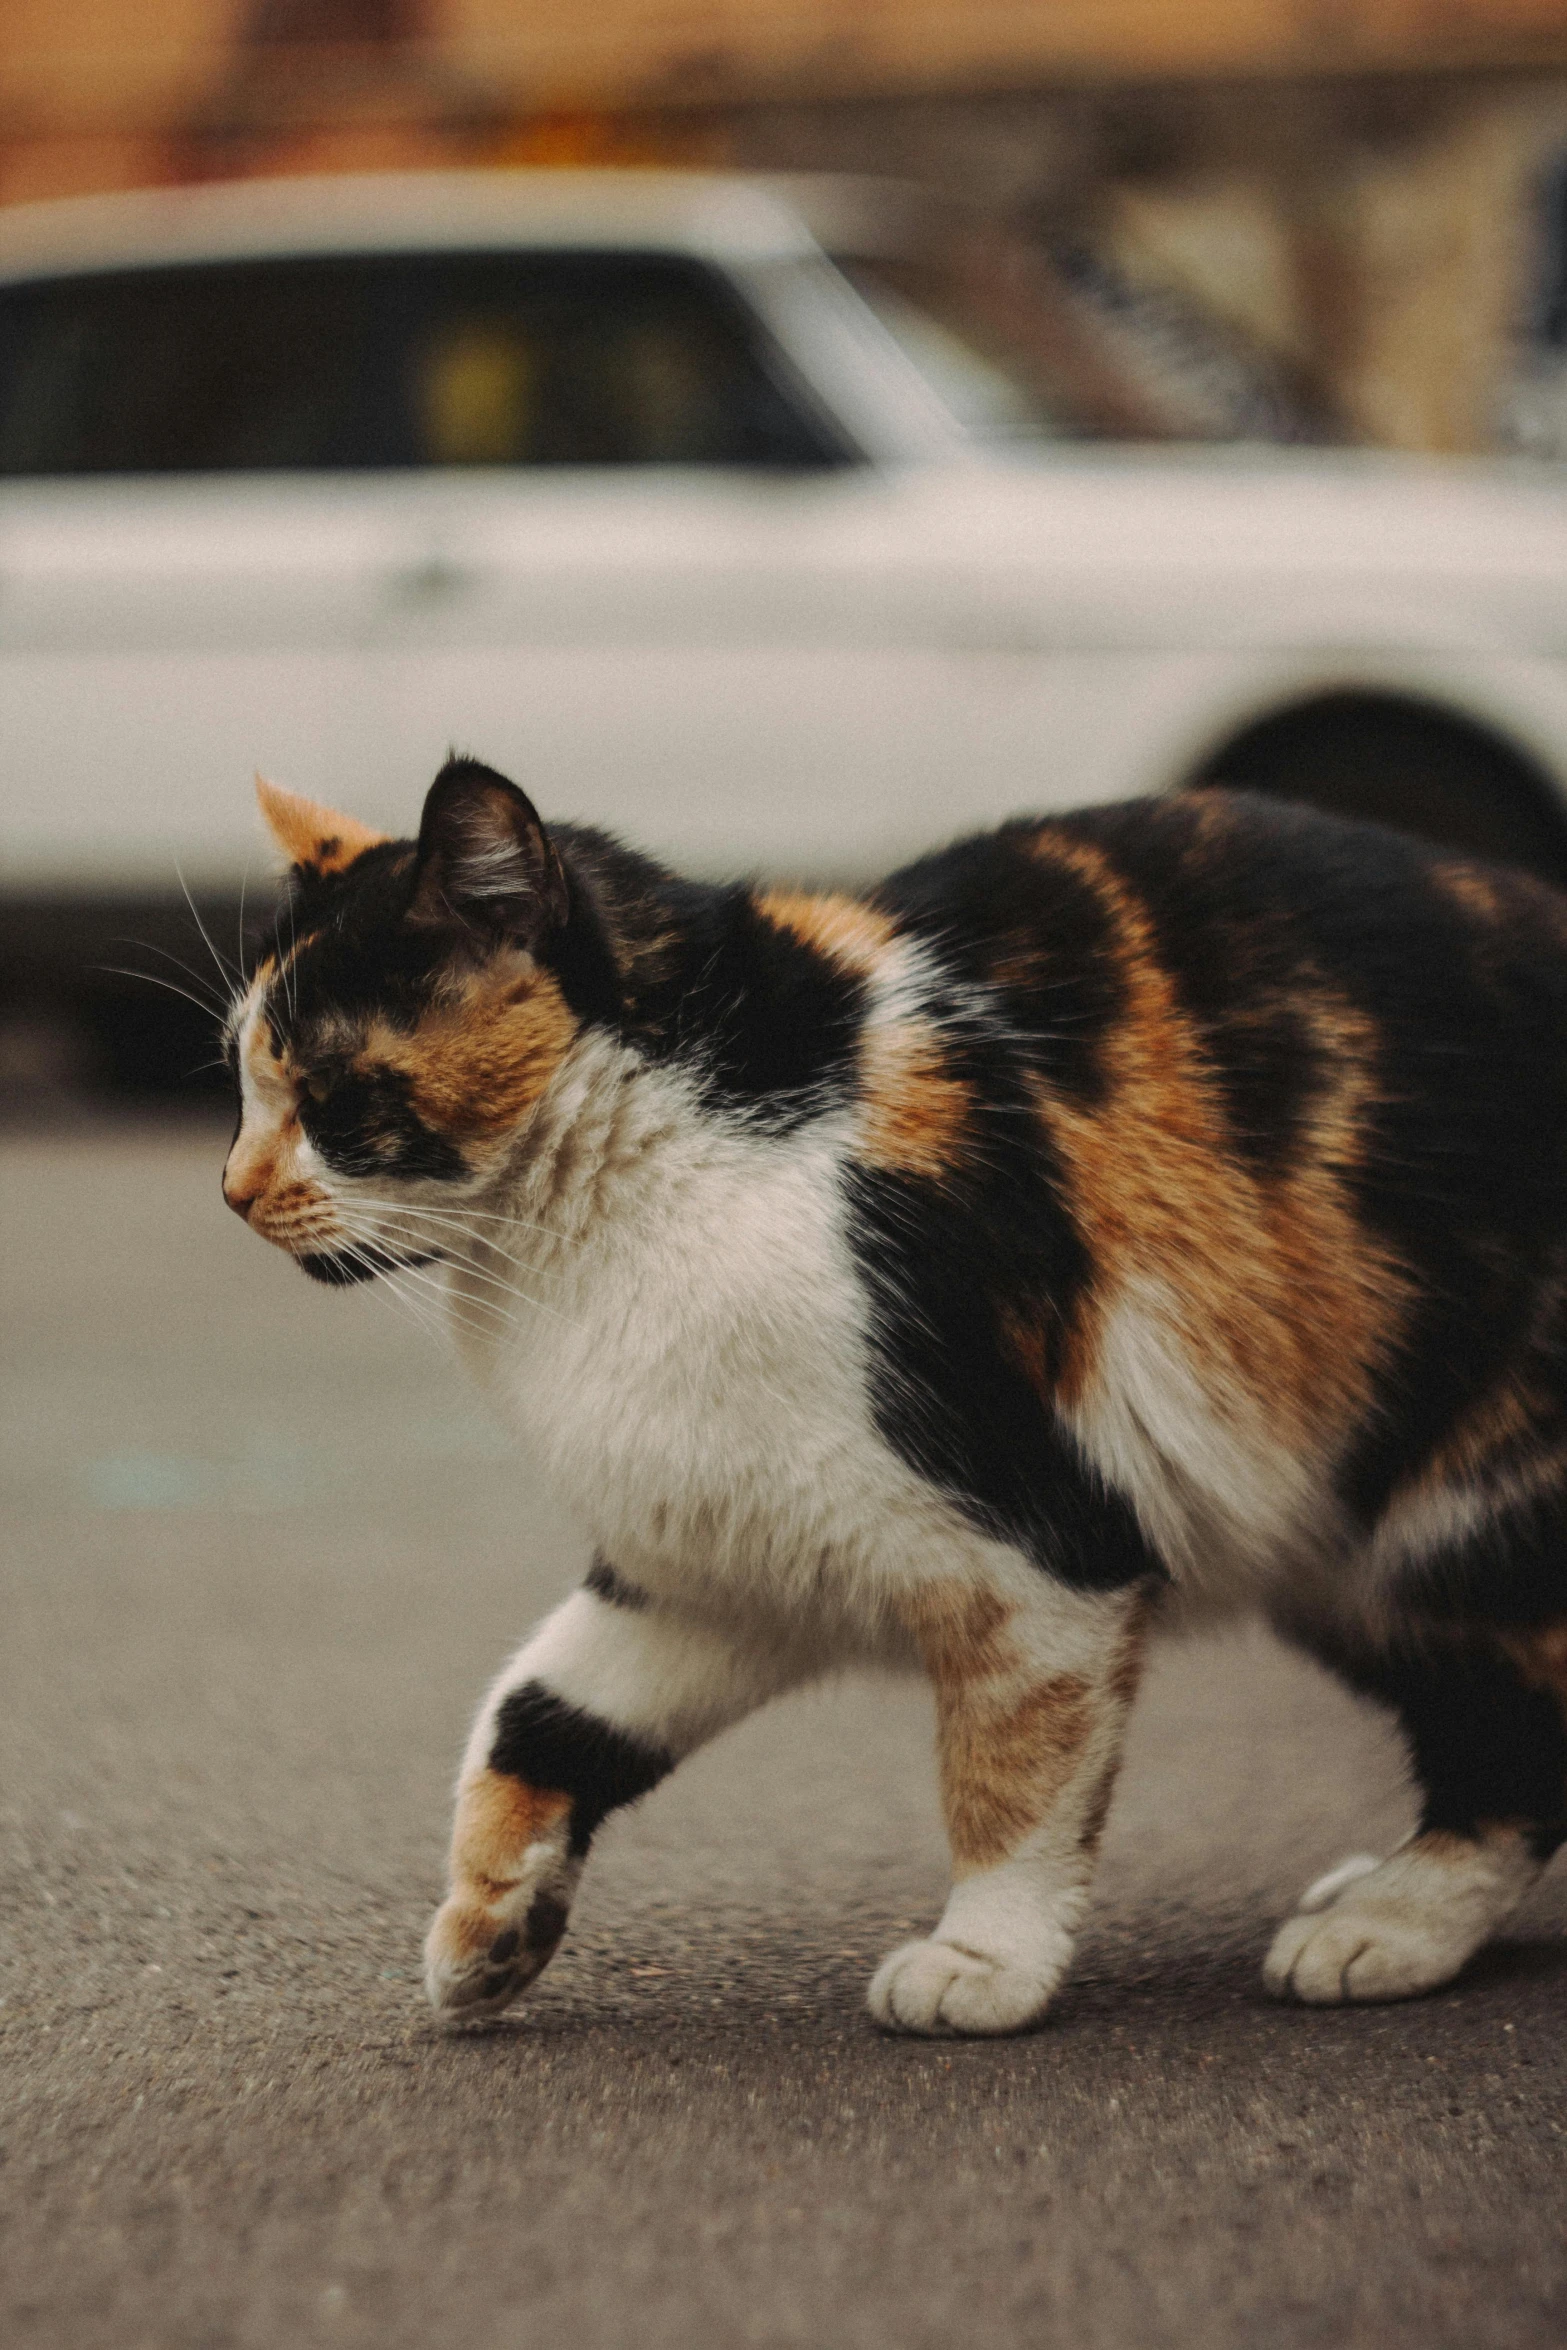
<box><xmin>223</xmin><ymin>1173</ymin><xmax>262</xmax><ymax>1222</ymax></box>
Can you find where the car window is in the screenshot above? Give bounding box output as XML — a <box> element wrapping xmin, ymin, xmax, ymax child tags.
<box><xmin>0</xmin><ymin>251</ymin><xmax>852</xmax><ymax>476</ymax></box>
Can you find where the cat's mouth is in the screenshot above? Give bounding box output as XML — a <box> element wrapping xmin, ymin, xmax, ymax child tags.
<box><xmin>297</xmin><ymin>1244</ymin><xmax>439</xmax><ymax>1287</ymax></box>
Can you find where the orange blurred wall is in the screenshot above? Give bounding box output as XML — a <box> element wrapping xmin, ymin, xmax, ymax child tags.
<box><xmin>6</xmin><ymin>0</ymin><xmax>1567</xmax><ymax>206</ymax></box>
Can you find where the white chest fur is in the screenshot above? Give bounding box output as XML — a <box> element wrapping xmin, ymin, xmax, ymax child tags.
<box><xmin>445</xmin><ymin>1038</ymin><xmax>980</xmax><ymax>1639</ymax></box>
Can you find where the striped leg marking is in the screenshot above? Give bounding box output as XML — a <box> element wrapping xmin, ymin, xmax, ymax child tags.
<box><xmin>869</xmin><ymin>1580</ymin><xmax>1148</xmax><ymax>2037</ymax></box>
<box><xmin>425</xmin><ymin>1565</ymin><xmax>803</xmax><ymax>2020</ymax></box>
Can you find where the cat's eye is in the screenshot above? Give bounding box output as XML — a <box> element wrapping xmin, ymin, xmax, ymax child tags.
<box><xmin>303</xmin><ymin>1072</ymin><xmax>332</xmax><ymax>1106</ymax></box>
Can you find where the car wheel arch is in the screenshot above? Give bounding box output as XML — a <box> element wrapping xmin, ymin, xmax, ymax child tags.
<box><xmin>1174</xmin><ymin>685</ymin><xmax>1567</xmax><ymax>887</ymax></box>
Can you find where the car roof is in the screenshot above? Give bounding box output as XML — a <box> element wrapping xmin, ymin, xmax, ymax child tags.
<box><xmin>0</xmin><ymin>169</ymin><xmax>847</xmax><ymax>286</ymax></box>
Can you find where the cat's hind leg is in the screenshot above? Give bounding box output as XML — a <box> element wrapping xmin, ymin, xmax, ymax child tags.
<box><xmin>425</xmin><ymin>1561</ymin><xmax>803</xmax><ymax>2022</ymax></box>
<box><xmin>1264</xmin><ymin>1627</ymin><xmax>1567</xmax><ymax>2004</ymax></box>
<box><xmin>869</xmin><ymin>1577</ymin><xmax>1150</xmax><ymax>2038</ymax></box>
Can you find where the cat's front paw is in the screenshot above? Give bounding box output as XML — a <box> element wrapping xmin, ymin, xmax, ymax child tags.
<box><xmin>867</xmin><ymin>1937</ymin><xmax>1063</xmax><ymax>2037</ymax></box>
<box><xmin>423</xmin><ymin>1880</ymin><xmax>570</xmax><ymax>2023</ymax></box>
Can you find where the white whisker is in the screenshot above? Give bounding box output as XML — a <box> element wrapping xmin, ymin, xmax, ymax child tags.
<box><xmin>338</xmin><ymin>1214</ymin><xmax>577</xmax><ymax>1334</ymax></box>
<box><xmin>97</xmin><ymin>964</ymin><xmax>227</xmax><ymax>1025</ymax></box>
<box><xmin>343</xmin><ymin>1214</ymin><xmax>581</xmax><ymax>1329</ymax></box>
<box><xmin>357</xmin><ymin>1248</ymin><xmax>524</xmax><ymax>1331</ymax></box>
<box><xmin>112</xmin><ymin>938</ymin><xmax>232</xmax><ymax>1017</ymax></box>
<box><xmin>333</xmin><ymin>1238</ymin><xmax>452</xmax><ymax>1350</ymax></box>
<box><xmin>373</xmin><ymin>1259</ymin><xmax>516</xmax><ymax>1350</ymax></box>
<box><xmin>274</xmin><ymin>882</ymin><xmax>299</xmax><ymax>1023</ymax></box>
<box><xmin>340</xmin><ymin>1194</ymin><xmax>566</xmax><ymax>1241</ymax></box>
<box><xmin>175</xmin><ymin>862</ymin><xmax>242</xmax><ymax>989</ymax></box>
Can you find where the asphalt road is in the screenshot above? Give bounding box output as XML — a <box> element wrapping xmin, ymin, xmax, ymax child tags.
<box><xmin>4</xmin><ymin>1125</ymin><xmax>1566</xmax><ymax>2350</ymax></box>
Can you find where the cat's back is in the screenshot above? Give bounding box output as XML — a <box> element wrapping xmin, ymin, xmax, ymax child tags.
<box><xmin>876</xmin><ymin>786</ymin><xmax>1567</xmax><ymax>1077</ymax></box>
<box><xmin>872</xmin><ymin>788</ymin><xmax>1567</xmax><ymax>1190</ymax></box>
<box><xmin>858</xmin><ymin>790</ymin><xmax>1567</xmax><ymax>1585</ymax></box>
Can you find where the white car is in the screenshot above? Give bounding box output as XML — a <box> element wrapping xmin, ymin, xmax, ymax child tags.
<box><xmin>5</xmin><ymin>170</ymin><xmax>1567</xmax><ymax>1084</ymax></box>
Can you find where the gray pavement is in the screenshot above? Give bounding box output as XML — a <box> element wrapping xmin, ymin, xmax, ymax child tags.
<box><xmin>3</xmin><ymin>1125</ymin><xmax>1566</xmax><ymax>2350</ymax></box>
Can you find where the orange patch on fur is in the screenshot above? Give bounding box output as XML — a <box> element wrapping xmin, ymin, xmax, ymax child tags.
<box><xmin>367</xmin><ymin>957</ymin><xmax>579</xmax><ymax>1141</ymax></box>
<box><xmin>1414</xmin><ymin>1824</ymin><xmax>1532</xmax><ymax>1865</ymax></box>
<box><xmin>255</xmin><ymin>773</ymin><xmax>388</xmax><ymax>876</ymax></box>
<box><xmin>1028</xmin><ymin>833</ymin><xmax>1409</xmax><ymax>1446</ymax></box>
<box><xmin>1418</xmin><ymin>1379</ymin><xmax>1552</xmax><ymax>1492</ymax></box>
<box><xmin>904</xmin><ymin>1581</ymin><xmax>1015</xmax><ymax>1678</ymax></box>
<box><xmin>998</xmin><ymin>1305</ymin><xmax>1050</xmax><ymax>1396</ymax></box>
<box><xmin>1500</xmin><ymin>1621</ymin><xmax>1567</xmax><ymax>1712</ymax></box>
<box><xmin>997</xmin><ymin>1301</ymin><xmax>1096</xmax><ymax>1415</ymax></box>
<box><xmin>451</xmin><ymin>1769</ymin><xmax>571</xmax><ymax>1904</ymax></box>
<box><xmin>1431</xmin><ymin>863</ymin><xmax>1506</xmax><ymax>925</ymax></box>
<box><xmin>939</xmin><ymin>1674</ymin><xmax>1095</xmax><ymax>1872</ymax></box>
<box><xmin>755</xmin><ymin>888</ymin><xmax>895</xmax><ymax>976</ymax></box>
<box><xmin>857</xmin><ymin>1017</ymin><xmax>972</xmax><ymax>1180</ymax></box>
<box><xmin>906</xmin><ymin>1582</ymin><xmax>1097</xmax><ymax>1871</ymax></box>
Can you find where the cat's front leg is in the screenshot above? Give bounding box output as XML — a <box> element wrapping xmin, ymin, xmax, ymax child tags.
<box><xmin>425</xmin><ymin>1562</ymin><xmax>800</xmax><ymax>2022</ymax></box>
<box><xmin>870</xmin><ymin>1576</ymin><xmax>1151</xmax><ymax>2038</ymax></box>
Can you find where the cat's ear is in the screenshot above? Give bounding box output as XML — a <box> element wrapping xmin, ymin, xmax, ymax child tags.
<box><xmin>406</xmin><ymin>757</ymin><xmax>569</xmax><ymax>946</ymax></box>
<box><xmin>255</xmin><ymin>774</ymin><xmax>388</xmax><ymax>876</ymax></box>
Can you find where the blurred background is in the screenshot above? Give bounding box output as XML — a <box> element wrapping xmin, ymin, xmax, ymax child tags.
<box><xmin>6</xmin><ymin>0</ymin><xmax>1567</xmax><ymax>1105</ymax></box>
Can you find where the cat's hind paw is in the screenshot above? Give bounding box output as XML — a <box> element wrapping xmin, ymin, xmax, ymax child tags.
<box><xmin>1263</xmin><ymin>1832</ymin><xmax>1540</xmax><ymax>2005</ymax></box>
<box><xmin>867</xmin><ymin>1937</ymin><xmax>1062</xmax><ymax>2037</ymax></box>
<box><xmin>423</xmin><ymin>1883</ymin><xmax>569</xmax><ymax>2025</ymax></box>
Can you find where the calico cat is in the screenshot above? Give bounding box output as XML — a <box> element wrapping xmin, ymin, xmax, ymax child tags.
<box><xmin>222</xmin><ymin>758</ymin><xmax>1567</xmax><ymax>2035</ymax></box>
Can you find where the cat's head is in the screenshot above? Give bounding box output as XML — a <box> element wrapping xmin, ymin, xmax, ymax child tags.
<box><xmin>223</xmin><ymin>757</ymin><xmax>601</xmax><ymax>1285</ymax></box>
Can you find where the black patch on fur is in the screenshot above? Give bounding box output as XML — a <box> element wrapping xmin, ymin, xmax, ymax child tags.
<box><xmin>488</xmin><ymin>1682</ymin><xmax>672</xmax><ymax>1855</ymax></box>
<box><xmin>295</xmin><ymin>1242</ymin><xmax>435</xmax><ymax>1286</ymax></box>
<box><xmin>1291</xmin><ymin>1623</ymin><xmax>1567</xmax><ymax>1861</ymax></box>
<box><xmin>828</xmin><ymin>827</ymin><xmax>1157</xmax><ymax>1586</ymax></box>
<box><xmin>487</xmin><ymin>1929</ymin><xmax>521</xmax><ymax>1963</ymax></box>
<box><xmin>585</xmin><ymin>1555</ymin><xmax>649</xmax><ymax>1611</ymax></box>
<box><xmin>843</xmin><ymin>995</ymin><xmax>1162</xmax><ymax>1589</ymax></box>
<box><xmin>648</xmin><ymin>888</ymin><xmax>867</xmax><ymax>1126</ymax></box>
<box><xmin>872</xmin><ymin>824</ymin><xmax>1124</xmax><ymax>1106</ymax></box>
<box><xmin>297</xmin><ymin>1247</ymin><xmax>379</xmax><ymax>1287</ymax></box>
<box><xmin>1398</xmin><ymin>1490</ymin><xmax>1567</xmax><ymax>1630</ymax></box>
<box><xmin>297</xmin><ymin>1061</ymin><xmax>467</xmax><ymax>1182</ymax></box>
<box><xmin>524</xmin><ymin>1893</ymin><xmax>569</xmax><ymax>1951</ymax></box>
<box><xmin>540</xmin><ymin>856</ymin><xmax>626</xmax><ymax>1030</ymax></box>
<box><xmin>273</xmin><ymin>840</ymin><xmax>434</xmax><ymax>1025</ymax></box>
<box><xmin>547</xmin><ymin>830</ymin><xmax>868</xmax><ymax>1125</ymax></box>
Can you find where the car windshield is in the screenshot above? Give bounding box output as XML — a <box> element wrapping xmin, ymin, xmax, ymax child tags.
<box><xmin>0</xmin><ymin>249</ymin><xmax>853</xmax><ymax>476</ymax></box>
